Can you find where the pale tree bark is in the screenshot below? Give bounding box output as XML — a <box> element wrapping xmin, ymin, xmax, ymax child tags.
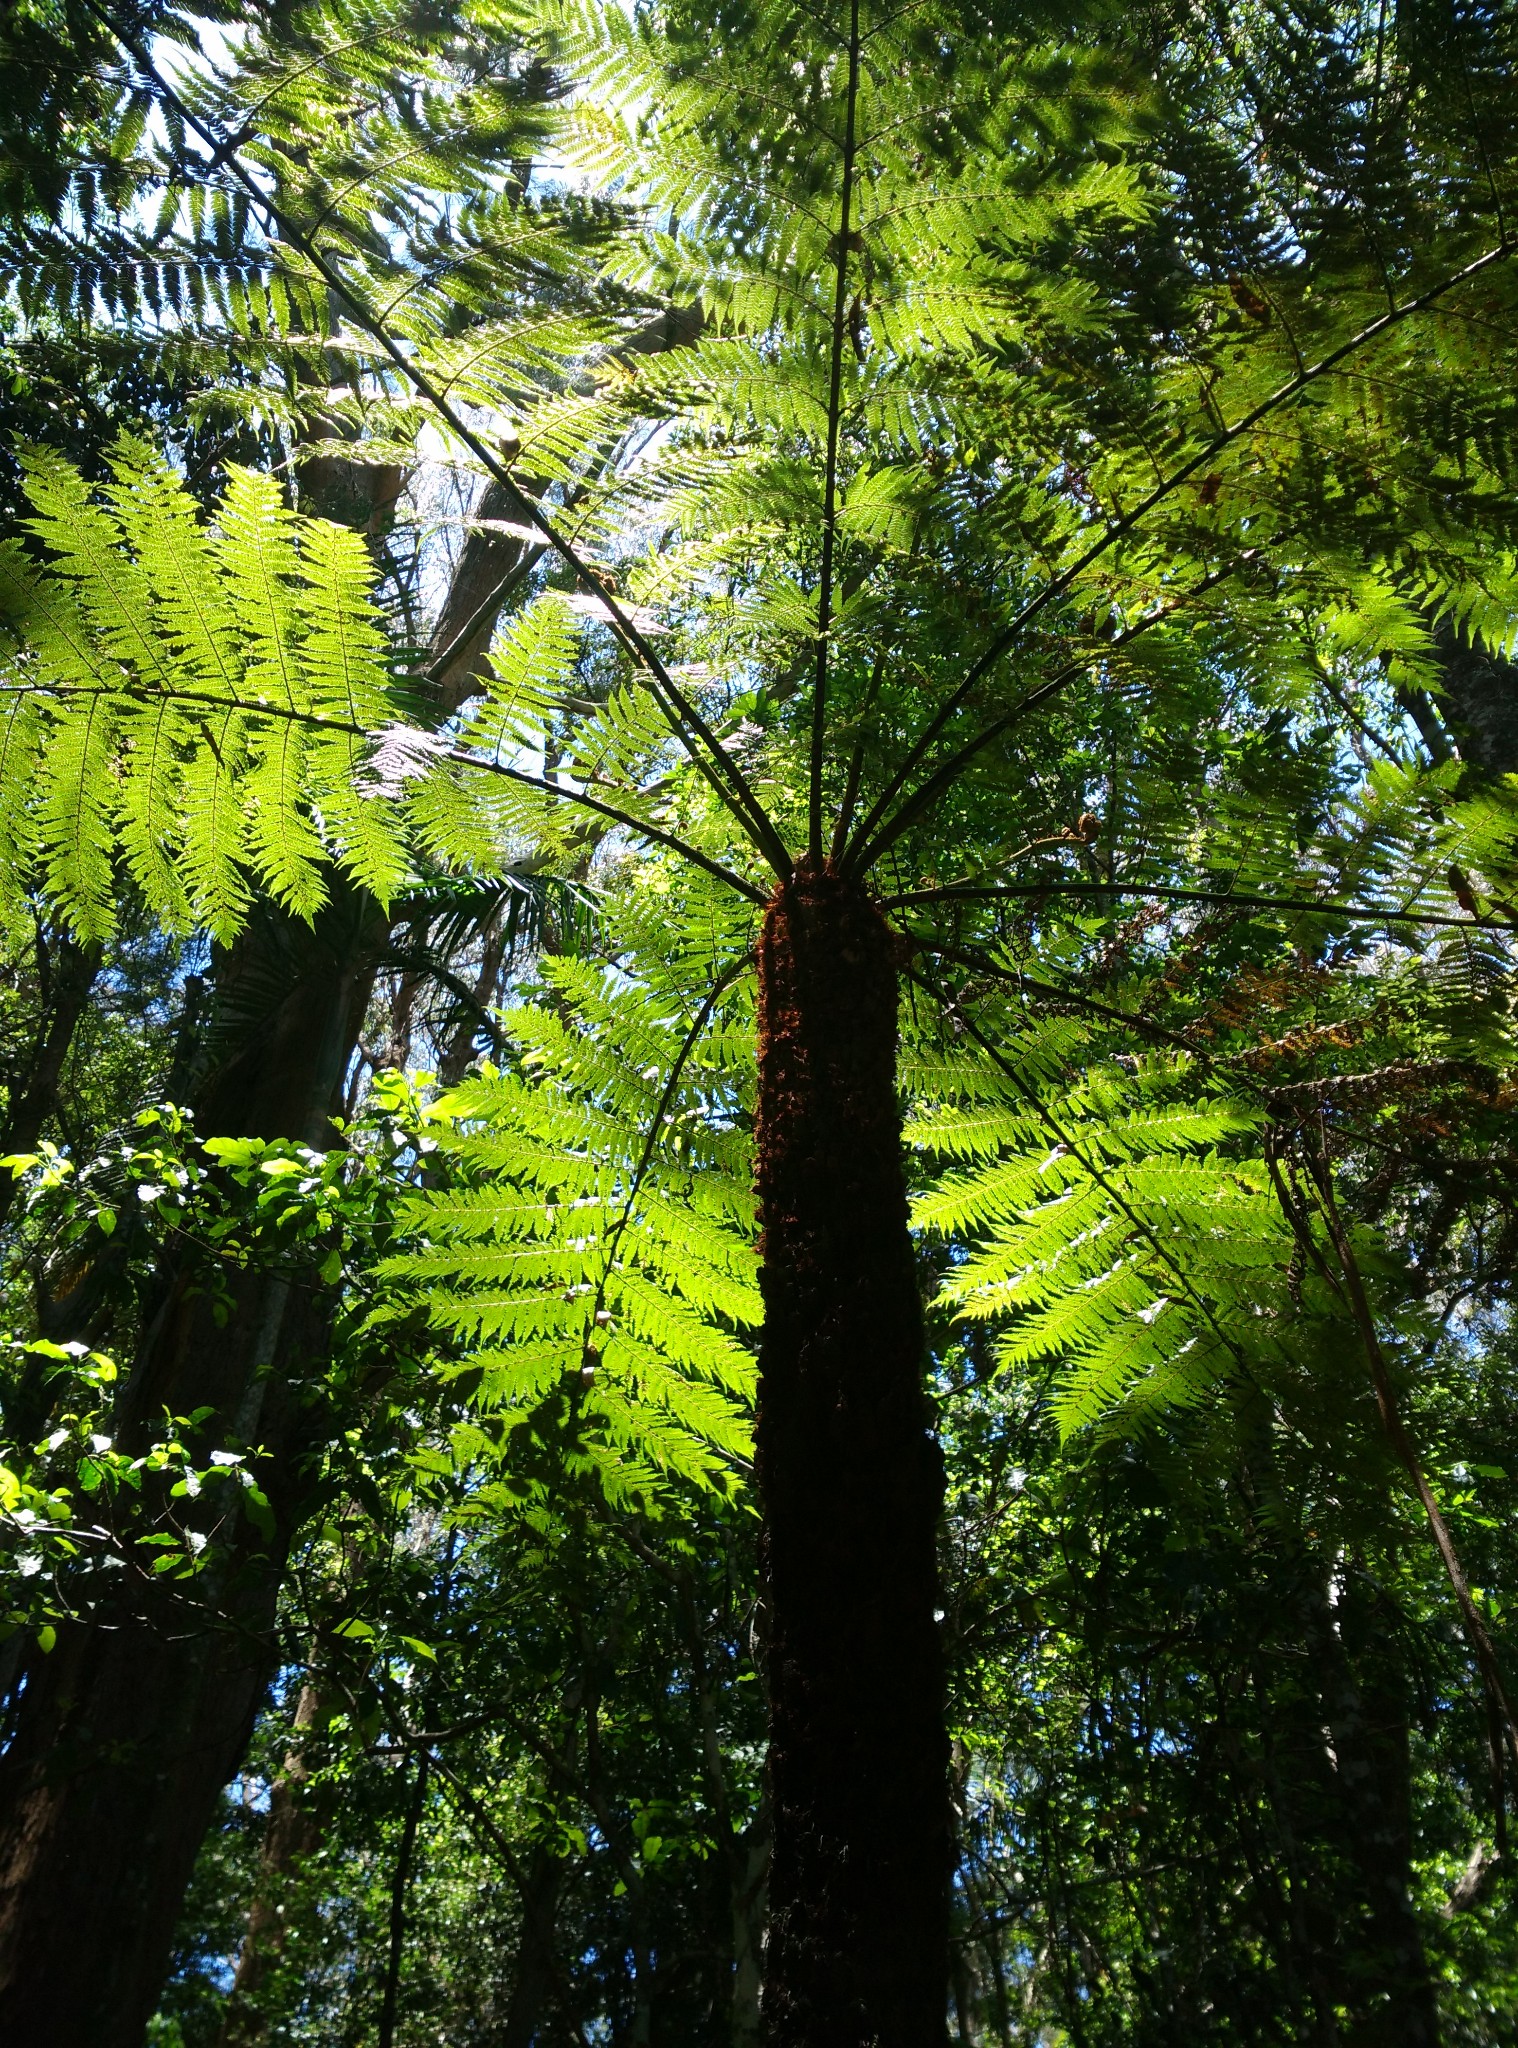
<box><xmin>427</xmin><ymin>301</ymin><xmax>703</xmax><ymax>715</ymax></box>
<box><xmin>731</xmin><ymin>1811</ymin><xmax>769</xmax><ymax>2048</ymax></box>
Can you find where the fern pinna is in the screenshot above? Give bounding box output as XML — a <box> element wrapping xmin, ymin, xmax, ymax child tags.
<box><xmin>906</xmin><ymin>1015</ymin><xmax>1379</xmax><ymax>1442</ymax></box>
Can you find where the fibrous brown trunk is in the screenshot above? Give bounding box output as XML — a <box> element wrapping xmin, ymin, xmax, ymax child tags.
<box><xmin>0</xmin><ymin>897</ymin><xmax>381</xmax><ymax>2048</ymax></box>
<box><xmin>754</xmin><ymin>861</ymin><xmax>949</xmax><ymax>2048</ymax></box>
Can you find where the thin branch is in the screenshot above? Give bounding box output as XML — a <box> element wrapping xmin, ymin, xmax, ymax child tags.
<box><xmin>923</xmin><ymin>919</ymin><xmax>1518</xmax><ymax>1706</ymax></box>
<box><xmin>426</xmin><ymin>1748</ymin><xmax>530</xmax><ymax>1879</ymax></box>
<box><xmin>913</xmin><ymin>938</ymin><xmax>1201</xmax><ymax>1056</ymax></box>
<box><xmin>448</xmin><ymin>753</ymin><xmax>768</xmax><ymax>904</ymax></box>
<box><xmin>885</xmin><ymin>880</ymin><xmax>1507</xmax><ymax>932</ymax></box>
<box><xmin>175</xmin><ymin>25</ymin><xmax>397</xmax><ymax>142</ymax></box>
<box><xmin>377</xmin><ymin>1751</ymin><xmax>429</xmax><ymax>2048</ymax></box>
<box><xmin>424</xmin><ymin>551</ymin><xmax>542</xmax><ymax>688</ymax></box>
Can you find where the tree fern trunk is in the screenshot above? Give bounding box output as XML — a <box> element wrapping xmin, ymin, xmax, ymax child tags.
<box><xmin>0</xmin><ymin>897</ymin><xmax>380</xmax><ymax>2048</ymax></box>
<box><xmin>754</xmin><ymin>861</ymin><xmax>950</xmax><ymax>2047</ymax></box>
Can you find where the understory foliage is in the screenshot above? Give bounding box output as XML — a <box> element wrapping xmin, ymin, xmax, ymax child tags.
<box><xmin>3</xmin><ymin>0</ymin><xmax>1518</xmax><ymax>2037</ymax></box>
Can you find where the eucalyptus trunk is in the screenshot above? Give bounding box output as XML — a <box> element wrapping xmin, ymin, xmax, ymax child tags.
<box><xmin>0</xmin><ymin>898</ymin><xmax>380</xmax><ymax>2048</ymax></box>
<box><xmin>754</xmin><ymin>861</ymin><xmax>950</xmax><ymax>2047</ymax></box>
<box><xmin>1300</xmin><ymin>1579</ymin><xmax>1440</xmax><ymax>2048</ymax></box>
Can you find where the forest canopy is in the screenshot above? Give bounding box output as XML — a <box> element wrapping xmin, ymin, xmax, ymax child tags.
<box><xmin>1</xmin><ymin>0</ymin><xmax>1518</xmax><ymax>2041</ymax></box>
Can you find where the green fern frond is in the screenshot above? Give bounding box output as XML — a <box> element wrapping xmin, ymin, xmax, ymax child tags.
<box><xmin>380</xmin><ymin>949</ymin><xmax>759</xmax><ymax>1502</ymax></box>
<box><xmin>0</xmin><ymin>443</ymin><xmax>421</xmax><ymax>935</ymax></box>
<box><xmin>909</xmin><ymin>1032</ymin><xmax>1327</xmax><ymax>1440</ymax></box>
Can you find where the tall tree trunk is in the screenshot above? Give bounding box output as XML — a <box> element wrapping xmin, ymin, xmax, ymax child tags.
<box><xmin>754</xmin><ymin>861</ymin><xmax>949</xmax><ymax>2048</ymax></box>
<box><xmin>0</xmin><ymin>895</ymin><xmax>382</xmax><ymax>2048</ymax></box>
<box><xmin>0</xmin><ymin>304</ymin><xmax>704</xmax><ymax>2045</ymax></box>
<box><xmin>499</xmin><ymin>1841</ymin><xmax>566</xmax><ymax>2048</ymax></box>
<box><xmin>377</xmin><ymin>1751</ymin><xmax>430</xmax><ymax>2048</ymax></box>
<box><xmin>0</xmin><ymin>1295</ymin><xmax>325</xmax><ymax>2045</ymax></box>
<box><xmin>731</xmin><ymin>1810</ymin><xmax>769</xmax><ymax>2048</ymax></box>
<box><xmin>425</xmin><ymin>304</ymin><xmax>703</xmax><ymax>712</ymax></box>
